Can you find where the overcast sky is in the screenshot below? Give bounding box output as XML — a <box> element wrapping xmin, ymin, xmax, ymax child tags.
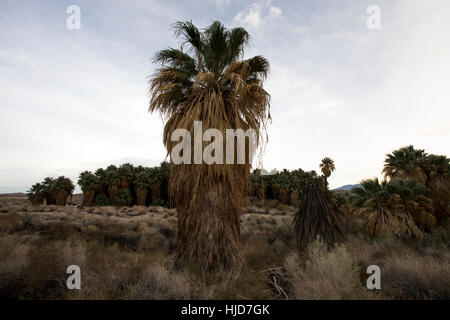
<box><xmin>1</xmin><ymin>0</ymin><xmax>449</xmax><ymax>193</ymax></box>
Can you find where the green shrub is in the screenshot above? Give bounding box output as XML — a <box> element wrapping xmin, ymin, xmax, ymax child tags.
<box><xmin>114</xmin><ymin>188</ymin><xmax>133</xmax><ymax>207</ymax></box>
<box><xmin>93</xmin><ymin>194</ymin><xmax>110</xmax><ymax>206</ymax></box>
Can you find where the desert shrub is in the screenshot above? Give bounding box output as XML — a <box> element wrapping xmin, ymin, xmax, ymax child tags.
<box><xmin>0</xmin><ymin>213</ymin><xmax>24</xmax><ymax>233</ymax></box>
<box><xmin>421</xmin><ymin>223</ymin><xmax>450</xmax><ymax>248</ymax></box>
<box><xmin>380</xmin><ymin>252</ymin><xmax>450</xmax><ymax>299</ymax></box>
<box><xmin>124</xmin><ymin>263</ymin><xmax>192</xmax><ymax>299</ymax></box>
<box><xmin>285</xmin><ymin>239</ymin><xmax>371</xmax><ymax>299</ymax></box>
<box><xmin>273</xmin><ymin>222</ymin><xmax>294</xmax><ymax>246</ymax></box>
<box><xmin>93</xmin><ymin>194</ymin><xmax>110</xmax><ymax>206</ymax></box>
<box><xmin>114</xmin><ymin>189</ymin><xmax>133</xmax><ymax>207</ymax></box>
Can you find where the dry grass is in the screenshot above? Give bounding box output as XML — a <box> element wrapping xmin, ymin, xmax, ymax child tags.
<box><xmin>0</xmin><ymin>197</ymin><xmax>449</xmax><ymax>299</ymax></box>
<box><xmin>284</xmin><ymin>240</ymin><xmax>373</xmax><ymax>300</ymax></box>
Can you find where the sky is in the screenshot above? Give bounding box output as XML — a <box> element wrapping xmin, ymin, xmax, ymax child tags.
<box><xmin>0</xmin><ymin>0</ymin><xmax>449</xmax><ymax>193</ymax></box>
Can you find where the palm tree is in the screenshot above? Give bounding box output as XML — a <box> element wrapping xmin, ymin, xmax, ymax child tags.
<box><xmin>293</xmin><ymin>181</ymin><xmax>344</xmax><ymax>252</ymax></box>
<box><xmin>148</xmin><ymin>167</ymin><xmax>162</xmax><ymax>203</ymax></box>
<box><xmin>42</xmin><ymin>177</ymin><xmax>56</xmax><ymax>205</ymax></box>
<box><xmin>319</xmin><ymin>157</ymin><xmax>335</xmax><ymax>188</ymax></box>
<box><xmin>118</xmin><ymin>163</ymin><xmax>135</xmax><ymax>189</ymax></box>
<box><xmin>53</xmin><ymin>176</ymin><xmax>74</xmax><ymax>205</ymax></box>
<box><xmin>388</xmin><ymin>179</ymin><xmax>435</xmax><ymax>232</ymax></box>
<box><xmin>134</xmin><ymin>166</ymin><xmax>151</xmax><ymax>206</ymax></box>
<box><xmin>351</xmin><ymin>178</ymin><xmax>422</xmax><ymax>238</ymax></box>
<box><xmin>105</xmin><ymin>165</ymin><xmax>121</xmax><ymax>205</ymax></box>
<box><xmin>95</xmin><ymin>168</ymin><xmax>107</xmax><ymax>195</ymax></box>
<box><xmin>382</xmin><ymin>145</ymin><xmax>428</xmax><ymax>185</ymax></box>
<box><xmin>148</xmin><ymin>21</ymin><xmax>271</xmax><ymax>272</ymax></box>
<box><xmin>273</xmin><ymin>169</ymin><xmax>291</xmax><ymax>204</ymax></box>
<box><xmin>158</xmin><ymin>161</ymin><xmax>171</xmax><ymax>205</ymax></box>
<box><xmin>78</xmin><ymin>171</ymin><xmax>99</xmax><ymax>206</ymax></box>
<box><xmin>27</xmin><ymin>183</ymin><xmax>46</xmax><ymax>205</ymax></box>
<box><xmin>424</xmin><ymin>154</ymin><xmax>450</xmax><ymax>222</ymax></box>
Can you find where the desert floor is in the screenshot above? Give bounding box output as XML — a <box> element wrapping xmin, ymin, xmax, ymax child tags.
<box><xmin>0</xmin><ymin>195</ymin><xmax>449</xmax><ymax>299</ymax></box>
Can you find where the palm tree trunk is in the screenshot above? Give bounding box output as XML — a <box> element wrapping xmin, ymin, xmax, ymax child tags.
<box><xmin>82</xmin><ymin>190</ymin><xmax>95</xmax><ymax>206</ymax></box>
<box><xmin>31</xmin><ymin>197</ymin><xmax>44</xmax><ymax>206</ymax></box>
<box><xmin>55</xmin><ymin>191</ymin><xmax>68</xmax><ymax>206</ymax></box>
<box><xmin>136</xmin><ymin>188</ymin><xmax>147</xmax><ymax>206</ymax></box>
<box><xmin>172</xmin><ymin>164</ymin><xmax>247</xmax><ymax>273</ymax></box>
<box><xmin>150</xmin><ymin>185</ymin><xmax>161</xmax><ymax>202</ymax></box>
<box><xmin>108</xmin><ymin>185</ymin><xmax>118</xmax><ymax>204</ymax></box>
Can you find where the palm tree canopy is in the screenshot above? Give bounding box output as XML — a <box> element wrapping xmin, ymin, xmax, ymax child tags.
<box><xmin>53</xmin><ymin>176</ymin><xmax>74</xmax><ymax>194</ymax></box>
<box><xmin>382</xmin><ymin>145</ymin><xmax>428</xmax><ymax>184</ymax></box>
<box><xmin>425</xmin><ymin>154</ymin><xmax>450</xmax><ymax>190</ymax></box>
<box><xmin>351</xmin><ymin>177</ymin><xmax>424</xmax><ymax>237</ymax></box>
<box><xmin>78</xmin><ymin>171</ymin><xmax>99</xmax><ymax>192</ymax></box>
<box><xmin>149</xmin><ymin>20</ymin><xmax>271</xmax><ymax>160</ymax></box>
<box><xmin>319</xmin><ymin>157</ymin><xmax>335</xmax><ymax>178</ymax></box>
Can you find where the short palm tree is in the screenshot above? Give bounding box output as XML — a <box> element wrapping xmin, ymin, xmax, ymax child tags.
<box><xmin>156</xmin><ymin>161</ymin><xmax>171</xmax><ymax>205</ymax></box>
<box><xmin>273</xmin><ymin>169</ymin><xmax>291</xmax><ymax>204</ymax></box>
<box><xmin>134</xmin><ymin>166</ymin><xmax>151</xmax><ymax>206</ymax></box>
<box><xmin>118</xmin><ymin>163</ymin><xmax>135</xmax><ymax>189</ymax></box>
<box><xmin>388</xmin><ymin>179</ymin><xmax>435</xmax><ymax>231</ymax></box>
<box><xmin>351</xmin><ymin>178</ymin><xmax>422</xmax><ymax>238</ymax></box>
<box><xmin>78</xmin><ymin>171</ymin><xmax>99</xmax><ymax>206</ymax></box>
<box><xmin>53</xmin><ymin>176</ymin><xmax>75</xmax><ymax>205</ymax></box>
<box><xmin>148</xmin><ymin>167</ymin><xmax>162</xmax><ymax>203</ymax></box>
<box><xmin>148</xmin><ymin>21</ymin><xmax>271</xmax><ymax>272</ymax></box>
<box><xmin>95</xmin><ymin>168</ymin><xmax>107</xmax><ymax>195</ymax></box>
<box><xmin>382</xmin><ymin>145</ymin><xmax>428</xmax><ymax>185</ymax></box>
<box><xmin>319</xmin><ymin>157</ymin><xmax>335</xmax><ymax>188</ymax></box>
<box><xmin>27</xmin><ymin>183</ymin><xmax>46</xmax><ymax>205</ymax></box>
<box><xmin>105</xmin><ymin>165</ymin><xmax>121</xmax><ymax>205</ymax></box>
<box><xmin>293</xmin><ymin>181</ymin><xmax>344</xmax><ymax>252</ymax></box>
<box><xmin>42</xmin><ymin>177</ymin><xmax>56</xmax><ymax>205</ymax></box>
<box><xmin>424</xmin><ymin>154</ymin><xmax>450</xmax><ymax>222</ymax></box>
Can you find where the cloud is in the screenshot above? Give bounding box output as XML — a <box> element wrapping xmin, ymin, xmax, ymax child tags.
<box><xmin>234</xmin><ymin>2</ymin><xmax>282</xmax><ymax>29</ymax></box>
<box><xmin>268</xmin><ymin>6</ymin><xmax>282</xmax><ymax>19</ymax></box>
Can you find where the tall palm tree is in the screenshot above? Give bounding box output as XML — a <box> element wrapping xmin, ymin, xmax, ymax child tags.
<box><xmin>148</xmin><ymin>21</ymin><xmax>271</xmax><ymax>272</ymax></box>
<box><xmin>319</xmin><ymin>157</ymin><xmax>335</xmax><ymax>188</ymax></box>
<box><xmin>382</xmin><ymin>145</ymin><xmax>428</xmax><ymax>185</ymax></box>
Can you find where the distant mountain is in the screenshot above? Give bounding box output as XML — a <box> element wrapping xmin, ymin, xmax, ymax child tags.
<box><xmin>332</xmin><ymin>184</ymin><xmax>362</xmax><ymax>191</ymax></box>
<box><xmin>0</xmin><ymin>192</ymin><xmax>26</xmax><ymax>198</ymax></box>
